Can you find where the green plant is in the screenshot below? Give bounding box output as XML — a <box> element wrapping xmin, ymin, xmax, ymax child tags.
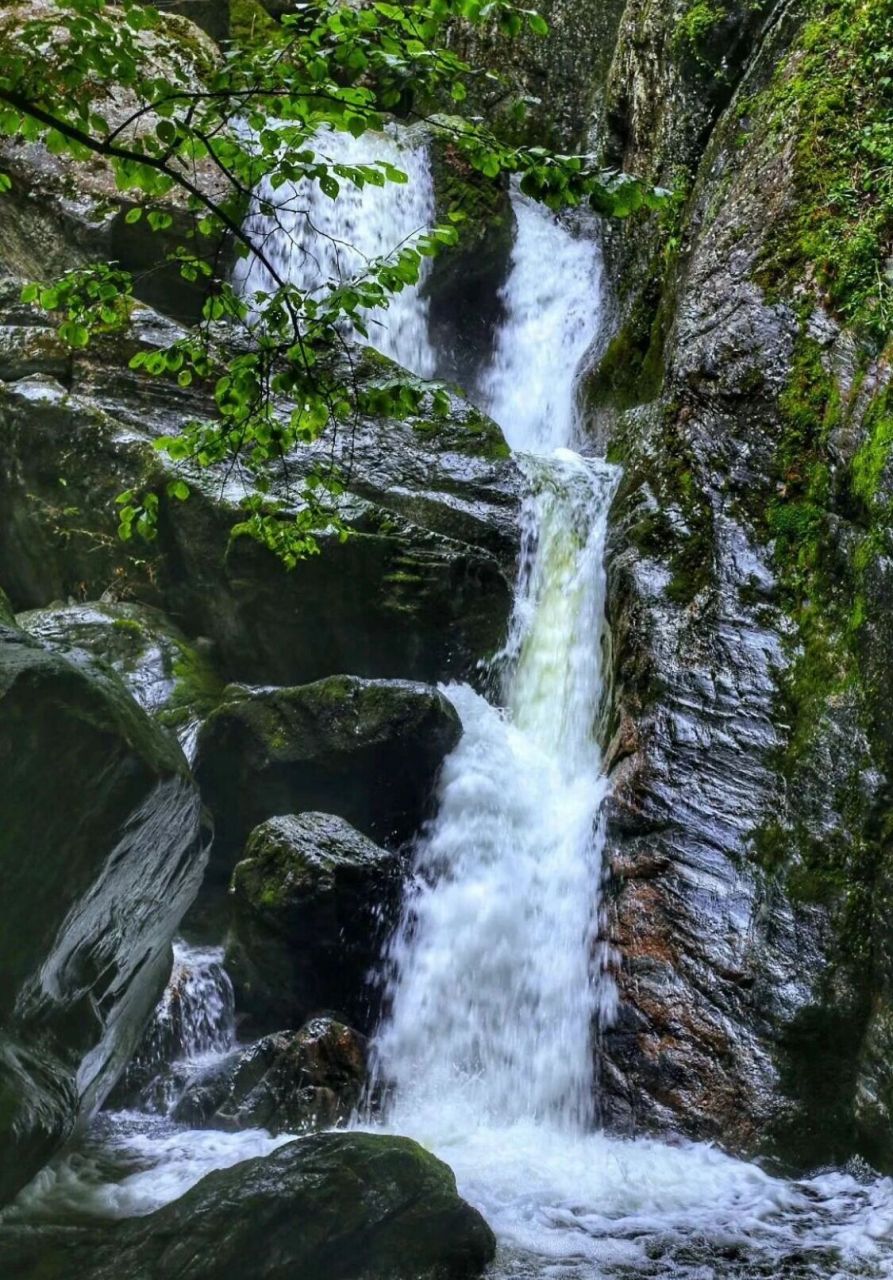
<box><xmin>0</xmin><ymin>0</ymin><xmax>665</xmax><ymax>565</ymax></box>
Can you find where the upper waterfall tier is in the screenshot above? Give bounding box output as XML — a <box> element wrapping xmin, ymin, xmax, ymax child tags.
<box><xmin>234</xmin><ymin>126</ymin><xmax>438</xmax><ymax>379</ymax></box>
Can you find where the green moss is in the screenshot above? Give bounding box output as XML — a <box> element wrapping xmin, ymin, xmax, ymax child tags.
<box><xmin>852</xmin><ymin>386</ymin><xmax>893</xmax><ymax>505</ymax></box>
<box><xmin>587</xmin><ymin>178</ymin><xmax>690</xmax><ymax>412</ymax></box>
<box><xmin>0</xmin><ymin>588</ymin><xmax>15</xmax><ymax>626</ymax></box>
<box><xmin>158</xmin><ymin>642</ymin><xmax>225</xmax><ymax>728</ymax></box>
<box><xmin>111</xmin><ymin>616</ymin><xmax>144</xmax><ymax>638</ymax></box>
<box><xmin>411</xmin><ymin>407</ymin><xmax>511</xmax><ymax>460</ymax></box>
<box><xmin>754</xmin><ymin>0</ymin><xmax>893</xmax><ymax>346</ymax></box>
<box><xmin>750</xmin><ymin>329</ymin><xmax>893</xmax><ymax>956</ymax></box>
<box><xmin>229</xmin><ymin>0</ymin><xmax>277</xmax><ymax>46</ymax></box>
<box><xmin>616</xmin><ymin>401</ymin><xmax>716</xmax><ymax>605</ymax></box>
<box><xmin>673</xmin><ymin>0</ymin><xmax>728</xmax><ymax>67</ymax></box>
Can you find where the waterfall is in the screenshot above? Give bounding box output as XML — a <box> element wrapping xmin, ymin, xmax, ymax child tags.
<box><xmin>234</xmin><ymin>125</ymin><xmax>438</xmax><ymax>378</ymax></box>
<box><xmin>373</xmin><ymin>192</ymin><xmax>617</xmax><ymax>1135</ymax></box>
<box><xmin>234</xmin><ymin>147</ymin><xmax>893</xmax><ymax>1276</ymax></box>
<box><xmin>116</xmin><ymin>943</ymin><xmax>236</xmax><ymax>1114</ymax></box>
<box><xmin>479</xmin><ymin>192</ymin><xmax>604</xmax><ymax>452</ymax></box>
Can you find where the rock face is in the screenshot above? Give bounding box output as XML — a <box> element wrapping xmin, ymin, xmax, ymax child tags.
<box><xmin>0</xmin><ymin>2</ymin><xmax>229</xmax><ymax>323</ymax></box>
<box><xmin>584</xmin><ymin>0</ymin><xmax>893</xmax><ymax>1171</ymax></box>
<box><xmin>174</xmin><ymin>1017</ymin><xmax>367</xmax><ymax>1132</ymax></box>
<box><xmin>224</xmin><ymin>813</ymin><xmax>403</xmax><ymax>1030</ymax></box>
<box><xmin>0</xmin><ymin>621</ymin><xmax>206</xmax><ymax>1202</ymax></box>
<box><xmin>196</xmin><ymin>679</ymin><xmax>462</xmax><ymax>870</ymax></box>
<box><xmin>0</xmin><ymin>1132</ymin><xmax>497</xmax><ymax>1280</ymax></box>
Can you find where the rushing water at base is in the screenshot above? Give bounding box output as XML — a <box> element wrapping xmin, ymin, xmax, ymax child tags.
<box><xmin>3</xmin><ymin>943</ymin><xmax>294</xmax><ymax>1224</ymax></box>
<box><xmin>7</xmin><ymin>136</ymin><xmax>893</xmax><ymax>1280</ymax></box>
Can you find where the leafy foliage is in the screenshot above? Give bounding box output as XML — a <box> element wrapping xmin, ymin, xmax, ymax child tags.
<box><xmin>0</xmin><ymin>0</ymin><xmax>662</xmax><ymax>562</ymax></box>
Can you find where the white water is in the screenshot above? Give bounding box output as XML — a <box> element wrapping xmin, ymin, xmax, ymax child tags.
<box><xmin>479</xmin><ymin>193</ymin><xmax>604</xmax><ymax>452</ymax></box>
<box><xmin>370</xmin><ymin>185</ymin><xmax>616</xmax><ymax>1141</ymax></box>
<box><xmin>235</xmin><ymin>125</ymin><xmax>438</xmax><ymax>378</ymax></box>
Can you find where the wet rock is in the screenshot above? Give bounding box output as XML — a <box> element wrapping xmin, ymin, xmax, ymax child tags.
<box><xmin>196</xmin><ymin>679</ymin><xmax>461</xmax><ymax>869</ymax></box>
<box><xmin>0</xmin><ymin>298</ymin><xmax>520</xmax><ymax>690</ymax></box>
<box><xmin>0</xmin><ymin>1132</ymin><xmax>496</xmax><ymax>1280</ymax></box>
<box><xmin>0</xmin><ymin>2</ymin><xmax>229</xmax><ymax>323</ymax></box>
<box><xmin>17</xmin><ymin>601</ymin><xmax>224</xmax><ymax>758</ymax></box>
<box><xmin>173</xmin><ymin>1017</ymin><xmax>367</xmax><ymax>1132</ymax></box>
<box><xmin>592</xmin><ymin>0</ymin><xmax>893</xmax><ymax>1172</ymax></box>
<box><xmin>0</xmin><ymin>621</ymin><xmax>206</xmax><ymax>1203</ymax></box>
<box><xmin>223</xmin><ymin>812</ymin><xmax>403</xmax><ymax>1029</ymax></box>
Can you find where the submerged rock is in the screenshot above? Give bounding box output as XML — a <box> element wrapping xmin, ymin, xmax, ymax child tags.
<box><xmin>0</xmin><ymin>621</ymin><xmax>206</xmax><ymax>1203</ymax></box>
<box><xmin>223</xmin><ymin>812</ymin><xmax>403</xmax><ymax>1030</ymax></box>
<box><xmin>173</xmin><ymin>1017</ymin><xmax>367</xmax><ymax>1133</ymax></box>
<box><xmin>196</xmin><ymin>678</ymin><xmax>461</xmax><ymax>870</ymax></box>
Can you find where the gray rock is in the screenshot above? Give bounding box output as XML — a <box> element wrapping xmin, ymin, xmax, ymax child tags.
<box><xmin>0</xmin><ymin>621</ymin><xmax>206</xmax><ymax>1203</ymax></box>
<box><xmin>223</xmin><ymin>812</ymin><xmax>404</xmax><ymax>1030</ymax></box>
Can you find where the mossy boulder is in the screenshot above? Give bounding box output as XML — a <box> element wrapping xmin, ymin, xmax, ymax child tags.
<box><xmin>0</xmin><ymin>621</ymin><xmax>206</xmax><ymax>1203</ymax></box>
<box><xmin>224</xmin><ymin>812</ymin><xmax>403</xmax><ymax>1030</ymax></box>
<box><xmin>17</xmin><ymin>600</ymin><xmax>224</xmax><ymax>756</ymax></box>
<box><xmin>173</xmin><ymin>1017</ymin><xmax>367</xmax><ymax>1133</ymax></box>
<box><xmin>0</xmin><ymin>1132</ymin><xmax>496</xmax><ymax>1280</ymax></box>
<box><xmin>196</xmin><ymin>677</ymin><xmax>461</xmax><ymax>872</ymax></box>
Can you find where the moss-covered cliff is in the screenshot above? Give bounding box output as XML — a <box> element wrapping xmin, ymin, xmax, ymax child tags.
<box><xmin>586</xmin><ymin>0</ymin><xmax>893</xmax><ymax>1169</ymax></box>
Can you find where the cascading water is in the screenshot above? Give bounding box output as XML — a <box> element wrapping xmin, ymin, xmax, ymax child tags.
<box><xmin>373</xmin><ymin>192</ymin><xmax>618</xmax><ymax>1140</ymax></box>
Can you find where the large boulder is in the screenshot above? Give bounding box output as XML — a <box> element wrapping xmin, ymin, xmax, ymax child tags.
<box><xmin>196</xmin><ymin>678</ymin><xmax>461</xmax><ymax>868</ymax></box>
<box><xmin>0</xmin><ymin>1</ymin><xmax>231</xmax><ymax>323</ymax></box>
<box><xmin>223</xmin><ymin>813</ymin><xmax>403</xmax><ymax>1030</ymax></box>
<box><xmin>173</xmin><ymin>1017</ymin><xmax>367</xmax><ymax>1132</ymax></box>
<box><xmin>0</xmin><ymin>292</ymin><xmax>521</xmax><ymax>689</ymax></box>
<box><xmin>0</xmin><ymin>1132</ymin><xmax>496</xmax><ymax>1280</ymax></box>
<box><xmin>0</xmin><ymin>621</ymin><xmax>206</xmax><ymax>1202</ymax></box>
<box><xmin>17</xmin><ymin>600</ymin><xmax>224</xmax><ymax>758</ymax></box>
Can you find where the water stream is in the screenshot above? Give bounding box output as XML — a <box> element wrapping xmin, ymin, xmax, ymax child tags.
<box><xmin>7</xmin><ymin>129</ymin><xmax>893</xmax><ymax>1278</ymax></box>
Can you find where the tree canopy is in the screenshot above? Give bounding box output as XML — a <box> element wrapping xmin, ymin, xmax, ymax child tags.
<box><xmin>0</xmin><ymin>0</ymin><xmax>663</xmax><ymax>562</ymax></box>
